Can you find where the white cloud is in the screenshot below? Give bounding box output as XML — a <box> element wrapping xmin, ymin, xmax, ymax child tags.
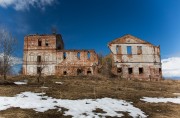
<box><xmin>162</xmin><ymin>57</ymin><xmax>180</xmax><ymax>78</ymax></box>
<box><xmin>0</xmin><ymin>0</ymin><xmax>56</xmax><ymax>11</ymax></box>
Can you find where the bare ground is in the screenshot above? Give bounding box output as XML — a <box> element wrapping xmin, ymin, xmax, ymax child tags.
<box><xmin>0</xmin><ymin>75</ymin><xmax>180</xmax><ymax>118</ymax></box>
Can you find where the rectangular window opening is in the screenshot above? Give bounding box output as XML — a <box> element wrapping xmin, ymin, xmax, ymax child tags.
<box><xmin>128</xmin><ymin>68</ymin><xmax>133</xmax><ymax>74</ymax></box>
<box><xmin>139</xmin><ymin>67</ymin><xmax>143</xmax><ymax>74</ymax></box>
<box><xmin>137</xmin><ymin>46</ymin><xmax>142</xmax><ymax>55</ymax></box>
<box><xmin>116</xmin><ymin>46</ymin><xmax>121</xmax><ymax>54</ymax></box>
<box><xmin>127</xmin><ymin>46</ymin><xmax>132</xmax><ymax>54</ymax></box>
<box><xmin>37</xmin><ymin>56</ymin><xmax>41</xmax><ymax>62</ymax></box>
<box><xmin>38</xmin><ymin>40</ymin><xmax>42</xmax><ymax>46</ymax></box>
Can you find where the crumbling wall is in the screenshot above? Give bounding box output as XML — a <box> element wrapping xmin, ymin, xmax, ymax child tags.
<box><xmin>55</xmin><ymin>50</ymin><xmax>98</xmax><ymax>76</ymax></box>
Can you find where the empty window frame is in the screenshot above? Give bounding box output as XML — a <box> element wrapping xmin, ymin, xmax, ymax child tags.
<box><xmin>137</xmin><ymin>46</ymin><xmax>142</xmax><ymax>55</ymax></box>
<box><xmin>116</xmin><ymin>45</ymin><xmax>121</xmax><ymax>54</ymax></box>
<box><xmin>45</xmin><ymin>40</ymin><xmax>49</xmax><ymax>46</ymax></box>
<box><xmin>87</xmin><ymin>52</ymin><xmax>90</xmax><ymax>60</ymax></box>
<box><xmin>139</xmin><ymin>67</ymin><xmax>143</xmax><ymax>74</ymax></box>
<box><xmin>38</xmin><ymin>39</ymin><xmax>42</xmax><ymax>46</ymax></box>
<box><xmin>37</xmin><ymin>56</ymin><xmax>41</xmax><ymax>62</ymax></box>
<box><xmin>117</xmin><ymin>67</ymin><xmax>122</xmax><ymax>73</ymax></box>
<box><xmin>77</xmin><ymin>52</ymin><xmax>80</xmax><ymax>59</ymax></box>
<box><xmin>127</xmin><ymin>46</ymin><xmax>132</xmax><ymax>54</ymax></box>
<box><xmin>63</xmin><ymin>52</ymin><xmax>66</xmax><ymax>59</ymax></box>
<box><xmin>128</xmin><ymin>68</ymin><xmax>133</xmax><ymax>74</ymax></box>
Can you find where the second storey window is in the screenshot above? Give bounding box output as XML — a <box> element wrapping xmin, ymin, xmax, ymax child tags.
<box><xmin>137</xmin><ymin>46</ymin><xmax>142</xmax><ymax>55</ymax></box>
<box><xmin>127</xmin><ymin>46</ymin><xmax>132</xmax><ymax>54</ymax></box>
<box><xmin>38</xmin><ymin>39</ymin><xmax>42</xmax><ymax>46</ymax></box>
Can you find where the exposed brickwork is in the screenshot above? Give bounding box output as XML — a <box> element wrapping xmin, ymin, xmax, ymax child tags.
<box><xmin>23</xmin><ymin>34</ymin><xmax>98</xmax><ymax>76</ymax></box>
<box><xmin>108</xmin><ymin>34</ymin><xmax>162</xmax><ymax>81</ymax></box>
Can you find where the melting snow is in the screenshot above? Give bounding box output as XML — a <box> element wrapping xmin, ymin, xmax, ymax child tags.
<box><xmin>0</xmin><ymin>92</ymin><xmax>147</xmax><ymax>118</ymax></box>
<box><xmin>141</xmin><ymin>97</ymin><xmax>180</xmax><ymax>104</ymax></box>
<box><xmin>55</xmin><ymin>82</ymin><xmax>63</xmax><ymax>85</ymax></box>
<box><xmin>14</xmin><ymin>81</ymin><xmax>27</xmax><ymax>85</ymax></box>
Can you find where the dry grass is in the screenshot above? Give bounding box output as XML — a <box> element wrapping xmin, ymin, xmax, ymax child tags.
<box><xmin>0</xmin><ymin>75</ymin><xmax>180</xmax><ymax>118</ymax></box>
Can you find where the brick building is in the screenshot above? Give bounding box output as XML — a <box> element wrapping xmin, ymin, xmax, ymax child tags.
<box><xmin>108</xmin><ymin>34</ymin><xmax>162</xmax><ymax>80</ymax></box>
<box><xmin>23</xmin><ymin>34</ymin><xmax>98</xmax><ymax>76</ymax></box>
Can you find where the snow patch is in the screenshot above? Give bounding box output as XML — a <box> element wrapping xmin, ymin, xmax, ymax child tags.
<box><xmin>55</xmin><ymin>82</ymin><xmax>63</xmax><ymax>85</ymax></box>
<box><xmin>14</xmin><ymin>81</ymin><xmax>27</xmax><ymax>85</ymax></box>
<box><xmin>0</xmin><ymin>92</ymin><xmax>147</xmax><ymax>118</ymax></box>
<box><xmin>141</xmin><ymin>97</ymin><xmax>180</xmax><ymax>104</ymax></box>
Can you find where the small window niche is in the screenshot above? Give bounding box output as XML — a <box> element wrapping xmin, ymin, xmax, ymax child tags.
<box><xmin>127</xmin><ymin>46</ymin><xmax>132</xmax><ymax>55</ymax></box>
<box><xmin>137</xmin><ymin>46</ymin><xmax>142</xmax><ymax>55</ymax></box>
<box><xmin>77</xmin><ymin>52</ymin><xmax>80</xmax><ymax>59</ymax></box>
<box><xmin>63</xmin><ymin>52</ymin><xmax>66</xmax><ymax>59</ymax></box>
<box><xmin>45</xmin><ymin>40</ymin><xmax>49</xmax><ymax>46</ymax></box>
<box><xmin>117</xmin><ymin>67</ymin><xmax>122</xmax><ymax>74</ymax></box>
<box><xmin>139</xmin><ymin>67</ymin><xmax>143</xmax><ymax>74</ymax></box>
<box><xmin>128</xmin><ymin>68</ymin><xmax>133</xmax><ymax>74</ymax></box>
<box><xmin>38</xmin><ymin>39</ymin><xmax>42</xmax><ymax>46</ymax></box>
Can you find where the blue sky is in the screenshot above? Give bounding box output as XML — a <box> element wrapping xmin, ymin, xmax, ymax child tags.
<box><xmin>0</xmin><ymin>0</ymin><xmax>180</xmax><ymax>76</ymax></box>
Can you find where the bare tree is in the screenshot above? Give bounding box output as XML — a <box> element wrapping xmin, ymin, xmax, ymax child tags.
<box><xmin>97</xmin><ymin>53</ymin><xmax>113</xmax><ymax>77</ymax></box>
<box><xmin>0</xmin><ymin>29</ymin><xmax>17</xmax><ymax>80</ymax></box>
<box><xmin>36</xmin><ymin>54</ymin><xmax>48</xmax><ymax>83</ymax></box>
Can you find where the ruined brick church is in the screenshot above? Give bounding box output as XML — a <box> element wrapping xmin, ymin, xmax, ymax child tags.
<box><xmin>23</xmin><ymin>34</ymin><xmax>98</xmax><ymax>76</ymax></box>
<box><xmin>23</xmin><ymin>33</ymin><xmax>162</xmax><ymax>80</ymax></box>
